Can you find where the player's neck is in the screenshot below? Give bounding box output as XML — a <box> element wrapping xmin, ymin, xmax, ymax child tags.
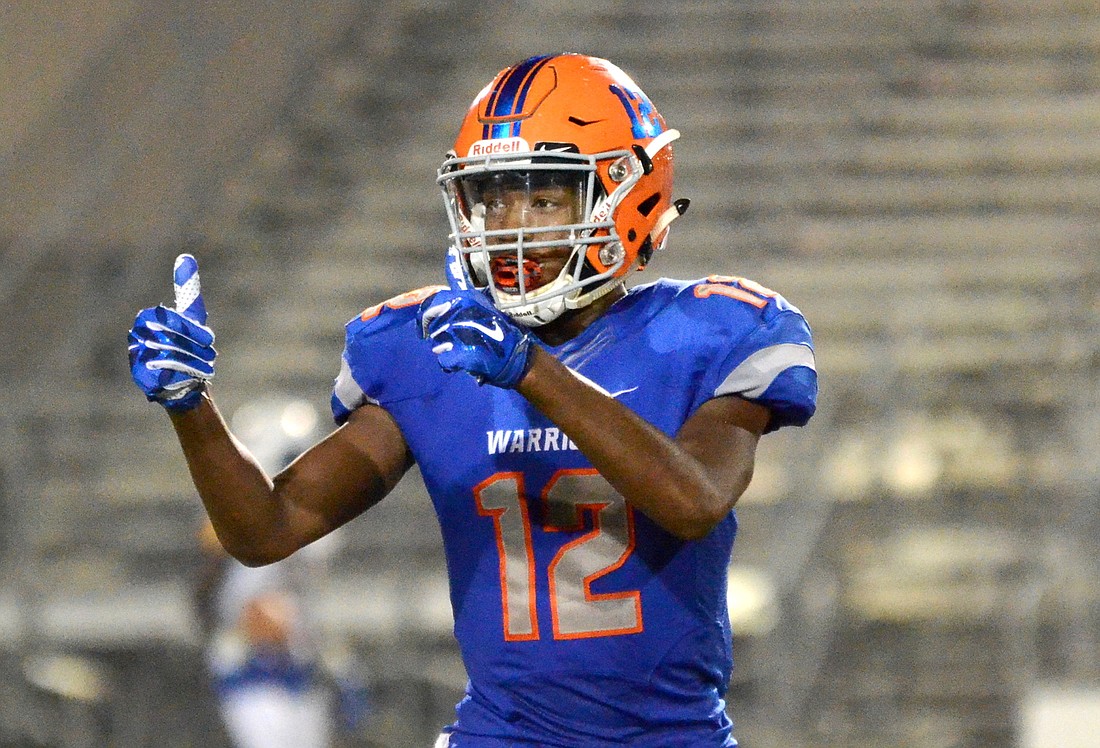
<box><xmin>531</xmin><ymin>285</ymin><xmax>626</xmax><ymax>347</ymax></box>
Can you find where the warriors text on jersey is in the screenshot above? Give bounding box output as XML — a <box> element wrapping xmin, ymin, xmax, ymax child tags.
<box><xmin>332</xmin><ymin>276</ymin><xmax>817</xmax><ymax>746</ymax></box>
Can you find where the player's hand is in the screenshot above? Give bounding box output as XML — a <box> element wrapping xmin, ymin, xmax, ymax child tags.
<box><xmin>127</xmin><ymin>254</ymin><xmax>216</xmax><ymax>411</ymax></box>
<box><xmin>417</xmin><ymin>289</ymin><xmax>533</xmax><ymax>388</ymax></box>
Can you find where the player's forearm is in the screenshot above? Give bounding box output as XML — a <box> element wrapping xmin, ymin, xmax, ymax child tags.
<box><xmin>167</xmin><ymin>391</ymin><xmax>298</xmax><ymax>565</ymax></box>
<box><xmin>517</xmin><ymin>348</ymin><xmax>740</xmax><ymax>540</ymax></box>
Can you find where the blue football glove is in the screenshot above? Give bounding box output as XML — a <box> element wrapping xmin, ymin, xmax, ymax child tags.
<box><xmin>127</xmin><ymin>254</ymin><xmax>216</xmax><ymax>411</ymax></box>
<box><xmin>417</xmin><ymin>289</ymin><xmax>533</xmax><ymax>388</ymax></box>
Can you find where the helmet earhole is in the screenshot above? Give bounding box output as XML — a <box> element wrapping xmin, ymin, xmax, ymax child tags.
<box><xmin>637</xmin><ymin>193</ymin><xmax>661</xmax><ymax>217</ymax></box>
<box><xmin>627</xmin><ymin>229</ymin><xmax>637</xmax><ymax>242</ymax></box>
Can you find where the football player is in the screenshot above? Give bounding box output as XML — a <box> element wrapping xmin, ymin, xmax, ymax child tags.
<box><xmin>129</xmin><ymin>54</ymin><xmax>818</xmax><ymax>746</ymax></box>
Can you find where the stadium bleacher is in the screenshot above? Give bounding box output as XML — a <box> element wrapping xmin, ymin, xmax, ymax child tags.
<box><xmin>1</xmin><ymin>1</ymin><xmax>1097</xmax><ymax>745</ymax></box>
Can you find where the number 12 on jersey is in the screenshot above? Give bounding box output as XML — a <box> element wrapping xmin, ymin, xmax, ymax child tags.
<box><xmin>473</xmin><ymin>469</ymin><xmax>643</xmax><ymax>641</ymax></box>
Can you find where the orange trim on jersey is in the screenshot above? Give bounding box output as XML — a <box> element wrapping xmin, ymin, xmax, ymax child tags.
<box><xmin>694</xmin><ymin>276</ymin><xmax>777</xmax><ymax>309</ymax></box>
<box><xmin>360</xmin><ymin>285</ymin><xmax>447</xmax><ymax>321</ymax></box>
<box><xmin>473</xmin><ymin>472</ymin><xmax>540</xmax><ymax>642</ymax></box>
<box><xmin>694</xmin><ymin>284</ymin><xmax>767</xmax><ymax>308</ymax></box>
<box><xmin>734</xmin><ymin>276</ymin><xmax>778</xmax><ymax>299</ymax></box>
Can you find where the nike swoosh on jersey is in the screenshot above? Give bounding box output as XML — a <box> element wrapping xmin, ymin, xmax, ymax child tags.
<box><xmin>453</xmin><ymin>319</ymin><xmax>506</xmax><ymax>342</ymax></box>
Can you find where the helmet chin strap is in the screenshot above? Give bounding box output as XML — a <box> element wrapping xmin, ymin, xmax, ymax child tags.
<box><xmin>567</xmin><ymin>276</ymin><xmax>629</xmax><ymax>310</ymax></box>
<box><xmin>565</xmin><ymin>273</ymin><xmax>624</xmax><ymax>310</ymax></box>
<box><xmin>504</xmin><ymin>274</ymin><xmax>626</xmax><ymax>327</ymax></box>
<box><xmin>500</xmin><ymin>284</ymin><xmax>569</xmax><ymax>327</ymax></box>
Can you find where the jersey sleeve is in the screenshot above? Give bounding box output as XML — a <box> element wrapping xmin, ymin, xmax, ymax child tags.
<box><xmin>330</xmin><ymin>286</ymin><xmax>446</xmax><ymax>425</ymax></box>
<box><xmin>693</xmin><ymin>278</ymin><xmax>818</xmax><ymax>433</ymax></box>
<box><xmin>331</xmin><ymin>352</ymin><xmax>374</xmax><ymax>425</ymax></box>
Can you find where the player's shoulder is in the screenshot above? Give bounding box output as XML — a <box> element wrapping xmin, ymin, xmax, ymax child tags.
<box><xmin>333</xmin><ymin>285</ymin><xmax>448</xmax><ymax>421</ymax></box>
<box><xmin>635</xmin><ymin>278</ymin><xmax>816</xmax><ymax>432</ymax></box>
<box><xmin>341</xmin><ymin>284</ymin><xmax>446</xmax><ymax>380</ymax></box>
<box><xmin>344</xmin><ymin>285</ymin><xmax>447</xmax><ymax>339</ymax></box>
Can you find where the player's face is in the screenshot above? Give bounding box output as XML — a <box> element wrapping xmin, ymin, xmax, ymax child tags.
<box><xmin>475</xmin><ymin>173</ymin><xmax>583</xmax><ymax>293</ymax></box>
<box><xmin>482</xmin><ymin>181</ymin><xmax>579</xmax><ymax>234</ymax></box>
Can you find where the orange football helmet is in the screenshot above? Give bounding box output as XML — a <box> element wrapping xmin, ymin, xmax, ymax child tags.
<box><xmin>438</xmin><ymin>54</ymin><xmax>688</xmax><ymax>326</ymax></box>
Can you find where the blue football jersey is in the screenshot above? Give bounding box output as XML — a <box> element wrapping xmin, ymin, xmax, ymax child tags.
<box><xmin>331</xmin><ymin>277</ymin><xmax>817</xmax><ymax>746</ymax></box>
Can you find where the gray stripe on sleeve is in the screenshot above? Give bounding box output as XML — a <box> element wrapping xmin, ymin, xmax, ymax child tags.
<box><xmin>334</xmin><ymin>356</ymin><xmax>378</xmax><ymax>411</ymax></box>
<box><xmin>715</xmin><ymin>343</ymin><xmax>816</xmax><ymax>399</ymax></box>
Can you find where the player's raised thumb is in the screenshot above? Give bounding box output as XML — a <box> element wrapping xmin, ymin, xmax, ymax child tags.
<box><xmin>445</xmin><ymin>244</ymin><xmax>470</xmax><ymax>292</ymax></box>
<box><xmin>173</xmin><ymin>253</ymin><xmax>208</xmax><ymax>324</ymax></box>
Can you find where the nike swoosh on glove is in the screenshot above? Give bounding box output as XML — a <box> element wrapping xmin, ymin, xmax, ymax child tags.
<box><xmin>417</xmin><ymin>289</ymin><xmax>533</xmax><ymax>388</ymax></box>
<box><xmin>127</xmin><ymin>254</ymin><xmax>216</xmax><ymax>411</ymax></box>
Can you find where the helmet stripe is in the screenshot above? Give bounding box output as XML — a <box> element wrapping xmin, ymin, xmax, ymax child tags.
<box><xmin>482</xmin><ymin>54</ymin><xmax>554</xmax><ymax>139</ymax></box>
<box><xmin>506</xmin><ymin>56</ymin><xmax>552</xmax><ymax>136</ymax></box>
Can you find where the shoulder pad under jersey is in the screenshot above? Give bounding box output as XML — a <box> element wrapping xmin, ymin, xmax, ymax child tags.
<box><xmin>331</xmin><ymin>285</ymin><xmax>446</xmax><ymax>423</ymax></box>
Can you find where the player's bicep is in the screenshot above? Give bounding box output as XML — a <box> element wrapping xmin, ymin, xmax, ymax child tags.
<box><xmin>274</xmin><ymin>402</ymin><xmax>413</xmax><ymax>544</ymax></box>
<box><xmin>676</xmin><ymin>395</ymin><xmax>769</xmax><ymax>505</ymax></box>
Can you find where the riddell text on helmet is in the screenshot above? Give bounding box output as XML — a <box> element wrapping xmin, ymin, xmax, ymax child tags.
<box><xmin>468</xmin><ymin>137</ymin><xmax>529</xmax><ymax>157</ymax></box>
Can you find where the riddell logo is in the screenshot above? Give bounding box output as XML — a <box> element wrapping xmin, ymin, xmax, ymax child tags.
<box><xmin>468</xmin><ymin>137</ymin><xmax>529</xmax><ymax>157</ymax></box>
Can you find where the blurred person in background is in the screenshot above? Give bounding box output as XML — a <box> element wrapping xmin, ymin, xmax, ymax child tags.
<box><xmin>129</xmin><ymin>54</ymin><xmax>817</xmax><ymax>746</ymax></box>
<box><xmin>192</xmin><ymin>399</ymin><xmax>367</xmax><ymax>748</ymax></box>
<box><xmin>196</xmin><ymin>519</ymin><xmax>332</xmax><ymax>748</ymax></box>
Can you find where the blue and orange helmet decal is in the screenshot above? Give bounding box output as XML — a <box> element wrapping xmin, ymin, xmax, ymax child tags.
<box><xmin>478</xmin><ymin>55</ymin><xmax>556</xmax><ymax>139</ymax></box>
<box><xmin>475</xmin><ymin>54</ymin><xmax>664</xmax><ymax>143</ymax></box>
